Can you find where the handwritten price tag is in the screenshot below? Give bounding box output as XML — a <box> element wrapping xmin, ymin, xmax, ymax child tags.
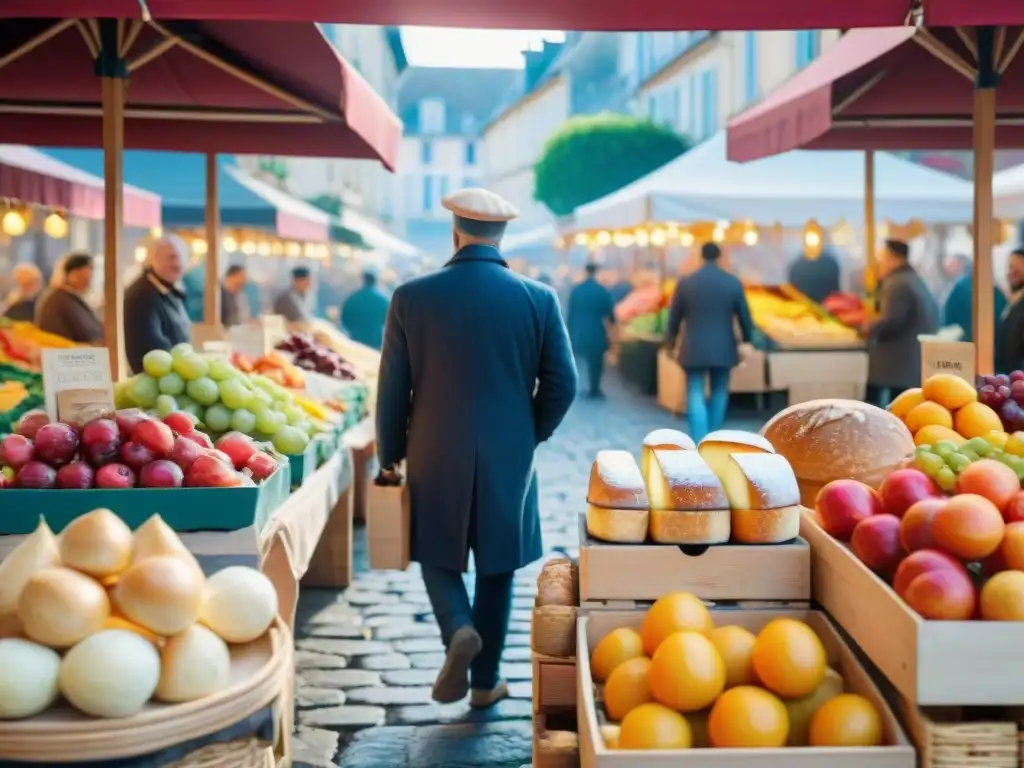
<box><xmin>42</xmin><ymin>348</ymin><xmax>115</xmax><ymax>424</ymax></box>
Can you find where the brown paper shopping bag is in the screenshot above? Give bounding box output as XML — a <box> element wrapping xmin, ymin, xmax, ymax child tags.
<box><xmin>367</xmin><ymin>479</ymin><xmax>411</xmax><ymax>571</ymax></box>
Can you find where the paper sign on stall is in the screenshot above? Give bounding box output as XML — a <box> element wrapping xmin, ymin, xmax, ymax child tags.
<box><xmin>260</xmin><ymin>315</ymin><xmax>288</xmax><ymax>353</ymax></box>
<box><xmin>920</xmin><ymin>339</ymin><xmax>975</xmax><ymax>385</ymax></box>
<box><xmin>42</xmin><ymin>348</ymin><xmax>115</xmax><ymax>425</ymax></box>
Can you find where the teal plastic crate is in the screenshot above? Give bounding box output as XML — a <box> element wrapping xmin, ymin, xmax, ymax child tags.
<box><xmin>285</xmin><ymin>433</ymin><xmax>331</xmax><ymax>488</ymax></box>
<box><xmin>0</xmin><ymin>464</ymin><xmax>290</xmax><ymax>536</ymax></box>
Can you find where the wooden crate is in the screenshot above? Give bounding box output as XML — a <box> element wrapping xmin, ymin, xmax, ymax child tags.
<box><xmin>534</xmin><ymin>711</ymin><xmax>581</xmax><ymax>768</ymax></box>
<box><xmin>532</xmin><ymin>605</ymin><xmax>578</xmax><ymax>657</ymax></box>
<box><xmin>578</xmin><ymin>514</ymin><xmax>811</xmax><ymax>606</ymax></box>
<box><xmin>534</xmin><ymin>653</ymin><xmax>577</xmax><ymax>712</ymax></box>
<box><xmin>801</xmin><ymin>510</ymin><xmax>1024</xmax><ymax>706</ymax></box>
<box><xmin>898</xmin><ymin>699</ymin><xmax>1021</xmax><ymax>768</ymax></box>
<box><xmin>577</xmin><ymin>608</ymin><xmax>915</xmax><ymax>768</ymax></box>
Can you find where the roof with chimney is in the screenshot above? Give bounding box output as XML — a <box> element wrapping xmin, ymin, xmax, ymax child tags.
<box><xmin>398</xmin><ymin>67</ymin><xmax>520</xmax><ymax>136</ymax></box>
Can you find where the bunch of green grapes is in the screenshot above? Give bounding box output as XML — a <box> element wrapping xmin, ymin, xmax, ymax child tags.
<box><xmin>914</xmin><ymin>434</ymin><xmax>1024</xmax><ymax>492</ymax></box>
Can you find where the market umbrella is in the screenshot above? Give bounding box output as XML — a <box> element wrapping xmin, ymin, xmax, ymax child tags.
<box><xmin>726</xmin><ymin>24</ymin><xmax>1024</xmax><ymax>375</ymax></box>
<box><xmin>0</xmin><ymin>15</ymin><xmax>401</xmax><ymax>378</ymax></box>
<box><xmin>0</xmin><ymin>0</ymin><xmax>917</xmax><ymax>33</ymax></box>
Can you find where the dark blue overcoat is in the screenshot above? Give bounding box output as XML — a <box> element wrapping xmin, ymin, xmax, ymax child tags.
<box><xmin>567</xmin><ymin>278</ymin><xmax>615</xmax><ymax>357</ymax></box>
<box><xmin>375</xmin><ymin>244</ymin><xmax>578</xmax><ymax>574</ymax></box>
<box><xmin>666</xmin><ymin>264</ymin><xmax>755</xmax><ymax>370</ymax></box>
<box><xmin>341</xmin><ymin>286</ymin><xmax>390</xmax><ymax>350</ymax></box>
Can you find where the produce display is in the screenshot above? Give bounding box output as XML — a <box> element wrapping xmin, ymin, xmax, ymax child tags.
<box><xmin>976</xmin><ymin>371</ymin><xmax>1024</xmax><ymax>432</ymax></box>
<box><xmin>821</xmin><ymin>291</ymin><xmax>868</xmax><ymax>329</ymax></box>
<box><xmin>585</xmin><ymin>428</ymin><xmax>801</xmax><ymax>546</ymax></box>
<box><xmin>589</xmin><ymin>592</ymin><xmax>883</xmax><ymax>750</ymax></box>
<box><xmin>614</xmin><ymin>285</ymin><xmax>665</xmax><ymax>330</ymax></box>
<box><xmin>232</xmin><ymin>350</ymin><xmax>305</xmax><ymax>389</ymax></box>
<box><xmin>276</xmin><ymin>333</ymin><xmax>357</xmax><ymax>381</ymax></box>
<box><xmin>0</xmin><ymin>362</ymin><xmax>43</xmax><ymax>435</ymax></box>
<box><xmin>0</xmin><ymin>408</ymin><xmax>284</xmax><ymax>489</ymax></box>
<box><xmin>0</xmin><ymin>320</ymin><xmax>77</xmax><ymax>369</ymax></box>
<box><xmin>745</xmin><ymin>286</ymin><xmax>860</xmax><ymax>348</ymax></box>
<box><xmin>0</xmin><ymin>509</ymin><xmax>278</xmax><ymax>719</ymax></box>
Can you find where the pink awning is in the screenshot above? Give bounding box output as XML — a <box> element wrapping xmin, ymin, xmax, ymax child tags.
<box><xmin>727</xmin><ymin>26</ymin><xmax>1024</xmax><ymax>162</ymax></box>
<box><xmin>0</xmin><ymin>0</ymin><xmax>916</xmax><ymax>31</ymax></box>
<box><xmin>0</xmin><ymin>145</ymin><xmax>161</xmax><ymax>228</ymax></box>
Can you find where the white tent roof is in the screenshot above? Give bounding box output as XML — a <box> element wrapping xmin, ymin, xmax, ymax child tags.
<box><xmin>503</xmin><ymin>223</ymin><xmax>559</xmax><ymax>252</ymax></box>
<box><xmin>574</xmin><ymin>131</ymin><xmax>974</xmax><ymax>232</ymax></box>
<box><xmin>993</xmin><ymin>164</ymin><xmax>1024</xmax><ymax>220</ymax></box>
<box><xmin>339</xmin><ymin>208</ymin><xmax>419</xmax><ymax>257</ymax></box>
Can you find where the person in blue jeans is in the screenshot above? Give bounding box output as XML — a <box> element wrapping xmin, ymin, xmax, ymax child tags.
<box><xmin>665</xmin><ymin>242</ymin><xmax>756</xmax><ymax>441</ymax></box>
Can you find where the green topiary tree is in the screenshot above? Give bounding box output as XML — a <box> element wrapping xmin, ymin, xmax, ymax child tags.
<box><xmin>533</xmin><ymin>113</ymin><xmax>690</xmax><ymax>217</ymax></box>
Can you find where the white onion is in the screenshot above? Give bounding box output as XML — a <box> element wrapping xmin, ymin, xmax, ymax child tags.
<box><xmin>114</xmin><ymin>555</ymin><xmax>203</xmax><ymax>636</ymax></box>
<box><xmin>200</xmin><ymin>567</ymin><xmax>277</xmax><ymax>643</ymax></box>
<box><xmin>59</xmin><ymin>508</ymin><xmax>133</xmax><ymax>578</ymax></box>
<box><xmin>59</xmin><ymin>630</ymin><xmax>160</xmax><ymax>717</ymax></box>
<box><xmin>0</xmin><ymin>518</ymin><xmax>61</xmax><ymax>633</ymax></box>
<box><xmin>131</xmin><ymin>514</ymin><xmax>202</xmax><ymax>576</ymax></box>
<box><xmin>17</xmin><ymin>567</ymin><xmax>110</xmax><ymax>648</ymax></box>
<box><xmin>0</xmin><ymin>638</ymin><xmax>61</xmax><ymax>719</ymax></box>
<box><xmin>156</xmin><ymin>624</ymin><xmax>230</xmax><ymax>702</ymax></box>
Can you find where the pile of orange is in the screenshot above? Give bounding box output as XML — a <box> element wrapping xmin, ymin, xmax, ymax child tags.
<box><xmin>589</xmin><ymin>592</ymin><xmax>885</xmax><ymax>751</ymax></box>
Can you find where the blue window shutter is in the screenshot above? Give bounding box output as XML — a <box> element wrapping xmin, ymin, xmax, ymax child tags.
<box><xmin>421</xmin><ymin>140</ymin><xmax>432</xmax><ymax>165</ymax></box>
<box><xmin>422</xmin><ymin>175</ymin><xmax>432</xmax><ymax>212</ymax></box>
<box><xmin>744</xmin><ymin>33</ymin><xmax>758</xmax><ymax>104</ymax></box>
<box><xmin>440</xmin><ymin>175</ymin><xmax>450</xmax><ymax>200</ymax></box>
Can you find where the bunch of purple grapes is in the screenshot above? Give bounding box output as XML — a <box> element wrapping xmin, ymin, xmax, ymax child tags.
<box><xmin>977</xmin><ymin>372</ymin><xmax>1024</xmax><ymax>431</ymax></box>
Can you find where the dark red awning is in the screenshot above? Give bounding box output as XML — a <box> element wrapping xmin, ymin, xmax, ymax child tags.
<box><xmin>926</xmin><ymin>0</ymin><xmax>1024</xmax><ymax>27</ymax></box>
<box><xmin>727</xmin><ymin>26</ymin><xmax>1024</xmax><ymax>162</ymax></box>
<box><xmin>0</xmin><ymin>18</ymin><xmax>401</xmax><ymax>169</ymax></box>
<box><xmin>0</xmin><ymin>0</ymin><xmax>915</xmax><ymax>31</ymax></box>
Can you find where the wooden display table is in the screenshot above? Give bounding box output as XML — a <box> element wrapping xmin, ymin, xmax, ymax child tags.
<box><xmin>768</xmin><ymin>349</ymin><xmax>868</xmax><ymax>405</ymax></box>
<box><xmin>656</xmin><ymin>348</ymin><xmax>768</xmax><ymax>416</ymax></box>
<box><xmin>344</xmin><ymin>416</ymin><xmax>376</xmax><ymax>523</ymax></box>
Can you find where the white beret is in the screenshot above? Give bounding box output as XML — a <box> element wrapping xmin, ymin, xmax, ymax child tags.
<box><xmin>442</xmin><ymin>187</ymin><xmax>519</xmax><ymax>223</ymax></box>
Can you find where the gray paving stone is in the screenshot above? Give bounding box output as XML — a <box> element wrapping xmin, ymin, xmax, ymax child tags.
<box><xmin>501</xmin><ymin>646</ymin><xmax>531</xmax><ymax>662</ymax></box>
<box><xmin>504</xmin><ymin>633</ymin><xmax>530</xmax><ymax>648</ymax></box>
<box><xmin>363</xmin><ymin>603</ymin><xmax>425</xmax><ymax>617</ymax></box>
<box><xmin>510</xmin><ymin>609</ymin><xmax>533</xmax><ymax>623</ymax></box>
<box><xmin>507</xmin><ymin>681</ymin><xmax>532</xmax><ymax>699</ymax></box>
<box><xmin>363</xmin><ymin>614</ymin><xmax>426</xmax><ymax>628</ymax></box>
<box><xmin>296</xmin><ymin>686</ymin><xmax>347</xmax><ymax>708</ymax></box>
<box><xmin>373</xmin><ymin>622</ymin><xmax>441</xmax><ymax>640</ymax></box>
<box><xmin>295</xmin><ymin>650</ymin><xmax>348</xmax><ymax>671</ymax></box>
<box><xmin>392</xmin><ymin>638</ymin><xmax>444</xmax><ymax>654</ymax></box>
<box><xmin>356</xmin><ymin>653</ymin><xmax>413</xmax><ymax>671</ymax></box>
<box><xmin>381</xmin><ymin>668</ymin><xmax>438</xmax><ymax>687</ymax></box>
<box><xmin>407</xmin><ymin>719</ymin><xmax>533</xmax><ymax>767</ymax></box>
<box><xmin>335</xmin><ymin>725</ymin><xmax>415</xmax><ymax>768</ymax></box>
<box><xmin>407</xmin><ymin>652</ymin><xmax>446</xmax><ymax>669</ymax></box>
<box><xmin>389</xmin><ymin>698</ymin><xmax>533</xmax><ymax>726</ymax></box>
<box><xmin>344</xmin><ymin>590</ymin><xmax>399</xmax><ymax>606</ymax></box>
<box><xmin>296</xmin><ymin>638</ymin><xmax>390</xmax><ymax>656</ymax></box>
<box><xmin>299</xmin><ymin>602</ymin><xmax>363</xmax><ymax>625</ymax></box>
<box><xmin>298</xmin><ymin>705</ymin><xmax>387</xmax><ymax>729</ymax></box>
<box><xmin>301</xmin><ymin>669</ymin><xmax>383</xmax><ymax>688</ymax></box>
<box><xmin>301</xmin><ymin>623</ymin><xmax>370</xmax><ymax>639</ymax></box>
<box><xmin>345</xmin><ymin>685</ymin><xmax>434</xmax><ymax>706</ymax></box>
<box><xmin>291</xmin><ymin>726</ymin><xmax>339</xmax><ymax>767</ymax></box>
<box><xmin>507</xmin><ymin>620</ymin><xmax>532</xmax><ymax>634</ymax></box>
<box><xmin>510</xmin><ymin>597</ymin><xmax>535</xmax><ymax>610</ymax></box>
<box><xmin>500</xmin><ymin>663</ymin><xmax>533</xmax><ymax>682</ymax></box>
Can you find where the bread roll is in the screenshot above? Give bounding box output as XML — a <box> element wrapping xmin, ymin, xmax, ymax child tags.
<box><xmin>649</xmin><ymin>508</ymin><xmax>731</xmax><ymax>545</ymax></box>
<box><xmin>760</xmin><ymin>399</ymin><xmax>914</xmax><ymax>505</ymax></box>
<box><xmin>641</xmin><ymin>429</ymin><xmax>696</xmax><ymax>487</ymax></box>
<box><xmin>698</xmin><ymin>430</ymin><xmax>774</xmax><ymax>479</ymax></box>
<box><xmin>718</xmin><ymin>453</ymin><xmax>800</xmax><ymax>510</ymax></box>
<box><xmin>537</xmin><ymin>561</ymin><xmax>575</xmax><ymax>607</ymax></box>
<box><xmin>731</xmin><ymin>506</ymin><xmax>801</xmax><ymax>544</ymax></box>
<box><xmin>646</xmin><ymin>449</ymin><xmax>728</xmax><ymax>511</ymax></box>
<box><xmin>586</xmin><ymin>451</ymin><xmax>649</xmax><ymax>543</ymax></box>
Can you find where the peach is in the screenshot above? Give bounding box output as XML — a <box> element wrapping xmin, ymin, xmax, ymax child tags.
<box><xmin>954</xmin><ymin>402</ymin><xmax>1004</xmax><ymax>440</ymax></box>
<box><xmin>980</xmin><ymin>549</ymin><xmax>1008</xmax><ymax>579</ymax></box>
<box><xmin>900</xmin><ymin>498</ymin><xmax>947</xmax><ymax>552</ymax></box>
<box><xmin>955</xmin><ymin>460</ymin><xmax>1020</xmax><ymax>512</ymax></box>
<box><xmin>933</xmin><ymin>494</ymin><xmax>1006</xmax><ymax>561</ymax></box>
<box><xmin>1003</xmin><ymin>490</ymin><xmax>1024</xmax><ymax>524</ymax></box>
<box><xmin>903</xmin><ymin>567</ymin><xmax>977</xmax><ymax>620</ymax></box>
<box><xmin>979</xmin><ymin>570</ymin><xmax>1024</xmax><ymax>620</ymax></box>
<box><xmin>878</xmin><ymin>469</ymin><xmax>942</xmax><ymax>519</ymax></box>
<box><xmin>851</xmin><ymin>515</ymin><xmax>904</xmax><ymax>576</ymax></box>
<box><xmin>1000</xmin><ymin>521</ymin><xmax>1024</xmax><ymax>571</ymax></box>
<box><xmin>815</xmin><ymin>479</ymin><xmax>883</xmax><ymax>541</ymax></box>
<box><xmin>893</xmin><ymin>549</ymin><xmax>969</xmax><ymax>598</ymax></box>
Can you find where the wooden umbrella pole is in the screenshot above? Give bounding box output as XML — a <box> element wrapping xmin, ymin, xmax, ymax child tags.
<box><xmin>99</xmin><ymin>20</ymin><xmax>127</xmax><ymax>380</ymax></box>
<box><xmin>973</xmin><ymin>26</ymin><xmax>998</xmax><ymax>376</ymax></box>
<box><xmin>204</xmin><ymin>152</ymin><xmax>221</xmax><ymax>328</ymax></box>
<box><xmin>864</xmin><ymin>150</ymin><xmax>877</xmax><ymax>306</ymax></box>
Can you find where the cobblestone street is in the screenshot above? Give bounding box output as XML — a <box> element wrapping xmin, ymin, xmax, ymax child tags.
<box><xmin>292</xmin><ymin>374</ymin><xmax>766</xmax><ymax>767</ymax></box>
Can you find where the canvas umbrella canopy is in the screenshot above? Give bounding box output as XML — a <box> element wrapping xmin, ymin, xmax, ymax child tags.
<box><xmin>0</xmin><ymin>14</ymin><xmax>401</xmax><ymax>378</ymax></box>
<box><xmin>2</xmin><ymin>0</ymin><xmax>918</xmax><ymax>33</ymax></box>
<box><xmin>726</xmin><ymin>24</ymin><xmax>1024</xmax><ymax>375</ymax></box>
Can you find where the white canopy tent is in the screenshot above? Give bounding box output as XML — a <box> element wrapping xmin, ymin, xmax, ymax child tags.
<box><xmin>503</xmin><ymin>223</ymin><xmax>559</xmax><ymax>252</ymax></box>
<box><xmin>993</xmin><ymin>164</ymin><xmax>1024</xmax><ymax>221</ymax></box>
<box><xmin>573</xmin><ymin>131</ymin><xmax>975</xmax><ymax>232</ymax></box>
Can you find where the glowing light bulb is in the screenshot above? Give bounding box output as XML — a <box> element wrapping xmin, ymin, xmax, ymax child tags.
<box><xmin>43</xmin><ymin>212</ymin><xmax>68</xmax><ymax>239</ymax></box>
<box><xmin>241</xmin><ymin>240</ymin><xmax>257</xmax><ymax>255</ymax></box>
<box><xmin>573</xmin><ymin>233</ymin><xmax>589</xmax><ymax>246</ymax></box>
<box><xmin>742</xmin><ymin>229</ymin><xmax>759</xmax><ymax>246</ymax></box>
<box><xmin>712</xmin><ymin>227</ymin><xmax>725</xmax><ymax>243</ymax></box>
<box><xmin>650</xmin><ymin>228</ymin><xmax>667</xmax><ymax>246</ymax></box>
<box><xmin>257</xmin><ymin>242</ymin><xmax>271</xmax><ymax>256</ymax></box>
<box><xmin>595</xmin><ymin>231</ymin><xmax>611</xmax><ymax>246</ymax></box>
<box><xmin>2</xmin><ymin>210</ymin><xmax>26</xmax><ymax>237</ymax></box>
<box><xmin>191</xmin><ymin>238</ymin><xmax>208</xmax><ymax>255</ymax></box>
<box><xmin>804</xmin><ymin>230</ymin><xmax>822</xmax><ymax>248</ymax></box>
<box><xmin>635</xmin><ymin>229</ymin><xmax>650</xmax><ymax>247</ymax></box>
<box><xmin>680</xmin><ymin>231</ymin><xmax>695</xmax><ymax>246</ymax></box>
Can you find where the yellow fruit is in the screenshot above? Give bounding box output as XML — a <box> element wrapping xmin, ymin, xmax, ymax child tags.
<box><xmin>751</xmin><ymin>618</ymin><xmax>827</xmax><ymax>699</ymax></box>
<box><xmin>979</xmin><ymin>570</ymin><xmax>1024</xmax><ymax>621</ymax></box>
<box><xmin>954</xmin><ymin>402</ymin><xmax>1003</xmax><ymax>440</ymax></box>
<box><xmin>640</xmin><ymin>592</ymin><xmax>713</xmax><ymax>656</ymax></box>
<box><xmin>708</xmin><ymin>685</ymin><xmax>789</xmax><ymax>748</ymax></box>
<box><xmin>591</xmin><ymin>627</ymin><xmax>645</xmax><ymax>682</ymax></box>
<box><xmin>706</xmin><ymin>625</ymin><xmax>757</xmax><ymax>688</ymax></box>
<box><xmin>887</xmin><ymin>388</ymin><xmax>925</xmax><ymax>420</ymax></box>
<box><xmin>923</xmin><ymin>373</ymin><xmax>978</xmax><ymax>410</ymax></box>
<box><xmin>600</xmin><ymin>724</ymin><xmax>621</xmax><ymax>749</ymax></box>
<box><xmin>618</xmin><ymin>702</ymin><xmax>692</xmax><ymax>750</ymax></box>
<box><xmin>785</xmin><ymin>667</ymin><xmax>845</xmax><ymax>746</ymax></box>
<box><xmin>1007</xmin><ymin>431</ymin><xmax>1024</xmax><ymax>457</ymax></box>
<box><xmin>904</xmin><ymin>401</ymin><xmax>953</xmax><ymax>434</ymax></box>
<box><xmin>809</xmin><ymin>693</ymin><xmax>883</xmax><ymax>747</ymax></box>
<box><xmin>986</xmin><ymin>430</ymin><xmax>1010</xmax><ymax>449</ymax></box>
<box><xmin>914</xmin><ymin>424</ymin><xmax>967</xmax><ymax>448</ymax></box>
<box><xmin>650</xmin><ymin>631</ymin><xmax>726</xmax><ymax>712</ymax></box>
<box><xmin>603</xmin><ymin>656</ymin><xmax>653</xmax><ymax>721</ymax></box>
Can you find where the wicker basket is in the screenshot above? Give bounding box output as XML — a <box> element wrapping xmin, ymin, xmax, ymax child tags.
<box><xmin>899</xmin><ymin>700</ymin><xmax>1020</xmax><ymax>768</ymax></box>
<box><xmin>168</xmin><ymin>739</ymin><xmax>273</xmax><ymax>768</ymax></box>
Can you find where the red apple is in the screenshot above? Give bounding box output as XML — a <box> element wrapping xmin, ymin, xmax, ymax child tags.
<box><xmin>139</xmin><ymin>459</ymin><xmax>184</xmax><ymax>488</ymax></box>
<box><xmin>183</xmin><ymin>431</ymin><xmax>214</xmax><ymax>450</ymax></box>
<box><xmin>16</xmin><ymin>461</ymin><xmax>56</xmax><ymax>489</ymax></box>
<box><xmin>893</xmin><ymin>549</ymin><xmax>968</xmax><ymax>598</ymax></box>
<box><xmin>246</xmin><ymin>451</ymin><xmax>279</xmax><ymax>482</ymax></box>
<box><xmin>903</xmin><ymin>567</ymin><xmax>976</xmax><ymax>620</ymax></box>
<box><xmin>33</xmin><ymin>423</ymin><xmax>79</xmax><ymax>467</ymax></box>
<box><xmin>815</xmin><ymin>479</ymin><xmax>883</xmax><ymax>540</ymax></box>
<box><xmin>133</xmin><ymin>419</ymin><xmax>175</xmax><ymax>458</ymax></box>
<box><xmin>55</xmin><ymin>461</ymin><xmax>95</xmax><ymax>489</ymax></box>
<box><xmin>15</xmin><ymin>409</ymin><xmax>49</xmax><ymax>440</ymax></box>
<box><xmin>168</xmin><ymin>436</ymin><xmax>204</xmax><ymax>471</ymax></box>
<box><xmin>114</xmin><ymin>408</ymin><xmax>150</xmax><ymax>441</ymax></box>
<box><xmin>214</xmin><ymin>432</ymin><xmax>258</xmax><ymax>470</ymax></box>
<box><xmin>185</xmin><ymin>454</ymin><xmax>242</xmax><ymax>488</ymax></box>
<box><xmin>851</xmin><ymin>514</ymin><xmax>905</xmax><ymax>576</ymax></box>
<box><xmin>878</xmin><ymin>469</ymin><xmax>942</xmax><ymax>519</ymax></box>
<box><xmin>120</xmin><ymin>441</ymin><xmax>158</xmax><ymax>472</ymax></box>
<box><xmin>163</xmin><ymin>411</ymin><xmax>195</xmax><ymax>435</ymax></box>
<box><xmin>0</xmin><ymin>433</ymin><xmax>35</xmax><ymax>470</ymax></box>
<box><xmin>80</xmin><ymin>418</ymin><xmax>122</xmax><ymax>467</ymax></box>
<box><xmin>95</xmin><ymin>463</ymin><xmax>136</xmax><ymax>489</ymax></box>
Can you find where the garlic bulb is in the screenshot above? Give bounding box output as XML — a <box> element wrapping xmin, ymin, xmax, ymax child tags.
<box><xmin>200</xmin><ymin>567</ymin><xmax>278</xmax><ymax>644</ymax></box>
<box><xmin>131</xmin><ymin>514</ymin><xmax>202</xmax><ymax>575</ymax></box>
<box><xmin>0</xmin><ymin>518</ymin><xmax>61</xmax><ymax>633</ymax></box>
<box><xmin>114</xmin><ymin>555</ymin><xmax>203</xmax><ymax>636</ymax></box>
<box><xmin>156</xmin><ymin>624</ymin><xmax>230</xmax><ymax>702</ymax></box>
<box><xmin>59</xmin><ymin>629</ymin><xmax>160</xmax><ymax>717</ymax></box>
<box><xmin>0</xmin><ymin>638</ymin><xmax>61</xmax><ymax>719</ymax></box>
<box><xmin>18</xmin><ymin>567</ymin><xmax>110</xmax><ymax>648</ymax></box>
<box><xmin>59</xmin><ymin>508</ymin><xmax>133</xmax><ymax>578</ymax></box>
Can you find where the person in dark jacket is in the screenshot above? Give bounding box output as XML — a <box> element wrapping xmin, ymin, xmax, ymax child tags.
<box><xmin>376</xmin><ymin>188</ymin><xmax>576</xmax><ymax>709</ymax></box>
<box><xmin>35</xmin><ymin>253</ymin><xmax>103</xmax><ymax>343</ymax></box>
<box><xmin>2</xmin><ymin>263</ymin><xmax>43</xmax><ymax>322</ymax></box>
<box><xmin>665</xmin><ymin>242</ymin><xmax>755</xmax><ymax>441</ymax></box>
<box><xmin>942</xmin><ymin>255</ymin><xmax>1007</xmax><ymax>344</ymax></box>
<box><xmin>567</xmin><ymin>263</ymin><xmax>615</xmax><ymax>398</ymax></box>
<box><xmin>123</xmin><ymin>236</ymin><xmax>191</xmax><ymax>373</ymax></box>
<box><xmin>866</xmin><ymin>239</ymin><xmax>940</xmax><ymax>404</ymax></box>
<box><xmin>273</xmin><ymin>267</ymin><xmax>314</xmax><ymax>323</ymax></box>
<box><xmin>787</xmin><ymin>248</ymin><xmax>842</xmax><ymax>303</ymax></box>
<box><xmin>341</xmin><ymin>270</ymin><xmax>389</xmax><ymax>350</ymax></box>
<box><xmin>221</xmin><ymin>265</ymin><xmax>251</xmax><ymax>328</ymax></box>
<box><xmin>1000</xmin><ymin>248</ymin><xmax>1024</xmax><ymax>373</ymax></box>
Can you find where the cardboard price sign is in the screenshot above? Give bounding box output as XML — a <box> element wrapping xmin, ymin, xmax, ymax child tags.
<box><xmin>41</xmin><ymin>348</ymin><xmax>115</xmax><ymax>425</ymax></box>
<box><xmin>920</xmin><ymin>340</ymin><xmax>975</xmax><ymax>385</ymax></box>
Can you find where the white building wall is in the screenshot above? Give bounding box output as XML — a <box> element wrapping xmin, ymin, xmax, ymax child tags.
<box><xmin>397</xmin><ymin>135</ymin><xmax>481</xmax><ymax>223</ymax></box>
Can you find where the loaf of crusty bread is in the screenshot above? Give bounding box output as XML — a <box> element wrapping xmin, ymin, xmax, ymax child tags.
<box><xmin>536</xmin><ymin>559</ymin><xmax>576</xmax><ymax>607</ymax></box>
<box><xmin>641</xmin><ymin>429</ymin><xmax>696</xmax><ymax>488</ymax></box>
<box><xmin>731</xmin><ymin>505</ymin><xmax>801</xmax><ymax>544</ymax></box>
<box><xmin>649</xmin><ymin>508</ymin><xmax>731</xmax><ymax>545</ymax></box>
<box><xmin>717</xmin><ymin>453</ymin><xmax>800</xmax><ymax>510</ymax></box>
<box><xmin>586</xmin><ymin>450</ymin><xmax>649</xmax><ymax>543</ymax></box>
<box><xmin>646</xmin><ymin>449</ymin><xmax>728</xmax><ymax>511</ymax></box>
<box><xmin>698</xmin><ymin>430</ymin><xmax>775</xmax><ymax>479</ymax></box>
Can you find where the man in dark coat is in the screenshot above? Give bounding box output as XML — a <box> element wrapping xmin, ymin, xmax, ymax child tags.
<box><xmin>376</xmin><ymin>188</ymin><xmax>577</xmax><ymax>708</ymax></box>
<box><xmin>665</xmin><ymin>242</ymin><xmax>755</xmax><ymax>441</ymax></box>
<box><xmin>273</xmin><ymin>267</ymin><xmax>314</xmax><ymax>324</ymax></box>
<box><xmin>787</xmin><ymin>248</ymin><xmax>842</xmax><ymax>303</ymax></box>
<box><xmin>2</xmin><ymin>264</ymin><xmax>43</xmax><ymax>322</ymax></box>
<box><xmin>36</xmin><ymin>253</ymin><xmax>104</xmax><ymax>343</ymax></box>
<box><xmin>866</xmin><ymin>239</ymin><xmax>940</xmax><ymax>404</ymax></box>
<box><xmin>221</xmin><ymin>265</ymin><xmax>251</xmax><ymax>328</ymax></box>
<box><xmin>567</xmin><ymin>263</ymin><xmax>615</xmax><ymax>398</ymax></box>
<box><xmin>999</xmin><ymin>248</ymin><xmax>1024</xmax><ymax>373</ymax></box>
<box><xmin>341</xmin><ymin>270</ymin><xmax>389</xmax><ymax>350</ymax></box>
<box><xmin>123</xmin><ymin>236</ymin><xmax>191</xmax><ymax>373</ymax></box>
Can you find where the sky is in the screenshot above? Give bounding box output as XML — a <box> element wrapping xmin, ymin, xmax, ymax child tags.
<box><xmin>400</xmin><ymin>27</ymin><xmax>565</xmax><ymax>68</ymax></box>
